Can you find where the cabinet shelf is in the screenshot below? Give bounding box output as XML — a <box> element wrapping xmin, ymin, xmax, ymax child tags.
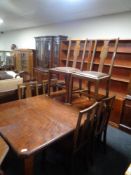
<box><xmin>61</xmin><ymin>58</ymin><xmax>131</xmax><ymax>69</ymax></box>
<box><xmin>111</xmin><ymin>76</ymin><xmax>129</xmax><ymax>83</ymax></box>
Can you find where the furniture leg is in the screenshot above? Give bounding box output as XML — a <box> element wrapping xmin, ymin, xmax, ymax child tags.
<box><xmin>95</xmin><ymin>81</ymin><xmax>99</xmax><ymax>100</ymax></box>
<box><xmin>79</xmin><ymin>79</ymin><xmax>82</xmax><ymax>96</ymax></box>
<box><xmin>69</xmin><ymin>75</ymin><xmax>73</xmax><ymax>104</ymax></box>
<box><xmin>24</xmin><ymin>155</ymin><xmax>34</xmax><ymax>175</ymax></box>
<box><xmin>106</xmin><ymin>79</ymin><xmax>110</xmax><ymax>97</ymax></box>
<box><xmin>48</xmin><ymin>71</ymin><xmax>51</xmax><ymax>96</ymax></box>
<box><xmin>65</xmin><ymin>74</ymin><xmax>71</xmax><ymax>103</ymax></box>
<box><xmin>87</xmin><ymin>81</ymin><xmax>91</xmax><ymax>97</ymax></box>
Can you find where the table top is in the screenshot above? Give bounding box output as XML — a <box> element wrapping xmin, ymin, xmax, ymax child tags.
<box><xmin>0</xmin><ymin>95</ymin><xmax>79</xmax><ymax>157</ymax></box>
<box><xmin>0</xmin><ymin>136</ymin><xmax>9</xmax><ymax>165</ymax></box>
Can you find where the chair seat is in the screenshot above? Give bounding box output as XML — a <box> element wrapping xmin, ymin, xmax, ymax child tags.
<box><xmin>72</xmin><ymin>71</ymin><xmax>109</xmax><ymax>80</ymax></box>
<box><xmin>50</xmin><ymin>67</ymin><xmax>80</xmax><ymax>74</ymax></box>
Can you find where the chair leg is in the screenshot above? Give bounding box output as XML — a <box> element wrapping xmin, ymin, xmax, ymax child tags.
<box><xmin>18</xmin><ymin>87</ymin><xmax>21</xmax><ymax>99</ymax></box>
<box><xmin>43</xmin><ymin>83</ymin><xmax>46</xmax><ymax>94</ymax></box>
<box><xmin>35</xmin><ymin>84</ymin><xmax>39</xmax><ymax>96</ymax></box>
<box><xmin>79</xmin><ymin>79</ymin><xmax>82</xmax><ymax>96</ymax></box>
<box><xmin>86</xmin><ymin>81</ymin><xmax>92</xmax><ymax>98</ymax></box>
<box><xmin>65</xmin><ymin>74</ymin><xmax>71</xmax><ymax>103</ymax></box>
<box><xmin>69</xmin><ymin>76</ymin><xmax>73</xmax><ymax>104</ymax></box>
<box><xmin>48</xmin><ymin>72</ymin><xmax>51</xmax><ymax>96</ymax></box>
<box><xmin>103</xmin><ymin>129</ymin><xmax>107</xmax><ymax>153</ymax></box>
<box><xmin>94</xmin><ymin>81</ymin><xmax>99</xmax><ymax>101</ymax></box>
<box><xmin>63</xmin><ymin>153</ymin><xmax>75</xmax><ymax>175</ymax></box>
<box><xmin>106</xmin><ymin>79</ymin><xmax>110</xmax><ymax>97</ymax></box>
<box><xmin>71</xmin><ymin>154</ymin><xmax>75</xmax><ymax>175</ymax></box>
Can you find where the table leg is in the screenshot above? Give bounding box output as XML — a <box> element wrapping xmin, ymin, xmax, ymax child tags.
<box><xmin>24</xmin><ymin>155</ymin><xmax>34</xmax><ymax>175</ymax></box>
<box><xmin>65</xmin><ymin>74</ymin><xmax>71</xmax><ymax>103</ymax></box>
<box><xmin>48</xmin><ymin>71</ymin><xmax>51</xmax><ymax>96</ymax></box>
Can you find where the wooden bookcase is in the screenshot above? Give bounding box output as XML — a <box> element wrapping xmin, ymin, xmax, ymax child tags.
<box><xmin>59</xmin><ymin>39</ymin><xmax>131</xmax><ymax>127</ymax></box>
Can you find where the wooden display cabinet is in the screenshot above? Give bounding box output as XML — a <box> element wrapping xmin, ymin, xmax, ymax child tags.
<box><xmin>60</xmin><ymin>39</ymin><xmax>131</xmax><ymax>127</ymax></box>
<box><xmin>13</xmin><ymin>49</ymin><xmax>35</xmax><ymax>77</ymax></box>
<box><xmin>0</xmin><ymin>51</ymin><xmax>14</xmax><ymax>70</ymax></box>
<box><xmin>34</xmin><ymin>35</ymin><xmax>68</xmax><ymax>83</ymax></box>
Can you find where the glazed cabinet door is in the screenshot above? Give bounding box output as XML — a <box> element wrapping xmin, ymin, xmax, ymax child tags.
<box><xmin>35</xmin><ymin>36</ymin><xmax>52</xmax><ymax>69</ymax></box>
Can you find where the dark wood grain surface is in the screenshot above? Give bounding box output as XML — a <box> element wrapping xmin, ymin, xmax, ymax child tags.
<box><xmin>0</xmin><ymin>95</ymin><xmax>79</xmax><ymax>157</ymax></box>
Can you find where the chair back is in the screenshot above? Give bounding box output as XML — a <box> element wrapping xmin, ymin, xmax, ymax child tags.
<box><xmin>18</xmin><ymin>81</ymin><xmax>38</xmax><ymax>99</ymax></box>
<box><xmin>66</xmin><ymin>40</ymin><xmax>81</xmax><ymax>68</ymax></box>
<box><xmin>18</xmin><ymin>71</ymin><xmax>34</xmax><ymax>82</ymax></box>
<box><xmin>95</xmin><ymin>96</ymin><xmax>115</xmax><ymax>136</ymax></box>
<box><xmin>87</xmin><ymin>40</ymin><xmax>97</xmax><ymax>71</ymax></box>
<box><xmin>80</xmin><ymin>39</ymin><xmax>97</xmax><ymax>71</ymax></box>
<box><xmin>66</xmin><ymin>40</ymin><xmax>89</xmax><ymax>70</ymax></box>
<box><xmin>73</xmin><ymin>101</ymin><xmax>100</xmax><ymax>153</ymax></box>
<box><xmin>88</xmin><ymin>38</ymin><xmax>119</xmax><ymax>76</ymax></box>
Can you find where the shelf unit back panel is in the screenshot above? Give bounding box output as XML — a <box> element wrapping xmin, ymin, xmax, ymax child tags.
<box><xmin>60</xmin><ymin>39</ymin><xmax>131</xmax><ymax>99</ymax></box>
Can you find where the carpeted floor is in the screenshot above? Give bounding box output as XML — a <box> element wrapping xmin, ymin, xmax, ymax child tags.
<box><xmin>3</xmin><ymin>125</ymin><xmax>131</xmax><ymax>175</ymax></box>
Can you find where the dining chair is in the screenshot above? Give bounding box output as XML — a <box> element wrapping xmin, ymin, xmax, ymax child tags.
<box><xmin>48</xmin><ymin>101</ymin><xmax>100</xmax><ymax>173</ymax></box>
<box><xmin>69</xmin><ymin>38</ymin><xmax>119</xmax><ymax>103</ymax></box>
<box><xmin>0</xmin><ymin>137</ymin><xmax>9</xmax><ymax>175</ymax></box>
<box><xmin>48</xmin><ymin>40</ymin><xmax>81</xmax><ymax>102</ymax></box>
<box><xmin>94</xmin><ymin>96</ymin><xmax>116</xmax><ymax>153</ymax></box>
<box><xmin>18</xmin><ymin>81</ymin><xmax>39</xmax><ymax>99</ymax></box>
<box><xmin>42</xmin><ymin>78</ymin><xmax>58</xmax><ymax>94</ymax></box>
<box><xmin>17</xmin><ymin>71</ymin><xmax>35</xmax><ymax>82</ymax></box>
<box><xmin>48</xmin><ymin>39</ymin><xmax>93</xmax><ymax>103</ymax></box>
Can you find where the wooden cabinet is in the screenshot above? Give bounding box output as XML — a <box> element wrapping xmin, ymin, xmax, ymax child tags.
<box><xmin>119</xmin><ymin>74</ymin><xmax>131</xmax><ymax>133</ymax></box>
<box><xmin>119</xmin><ymin>98</ymin><xmax>131</xmax><ymax>134</ymax></box>
<box><xmin>35</xmin><ymin>35</ymin><xmax>67</xmax><ymax>69</ymax></box>
<box><xmin>60</xmin><ymin>39</ymin><xmax>131</xmax><ymax>126</ymax></box>
<box><xmin>0</xmin><ymin>51</ymin><xmax>14</xmax><ymax>70</ymax></box>
<box><xmin>34</xmin><ymin>35</ymin><xmax>68</xmax><ymax>82</ymax></box>
<box><xmin>13</xmin><ymin>49</ymin><xmax>35</xmax><ymax>77</ymax></box>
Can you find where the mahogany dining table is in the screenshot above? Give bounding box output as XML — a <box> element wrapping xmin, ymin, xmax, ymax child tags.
<box><xmin>0</xmin><ymin>95</ymin><xmax>79</xmax><ymax>175</ymax></box>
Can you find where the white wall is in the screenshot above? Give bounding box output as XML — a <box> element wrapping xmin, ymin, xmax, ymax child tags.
<box><xmin>0</xmin><ymin>11</ymin><xmax>131</xmax><ymax>50</ymax></box>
